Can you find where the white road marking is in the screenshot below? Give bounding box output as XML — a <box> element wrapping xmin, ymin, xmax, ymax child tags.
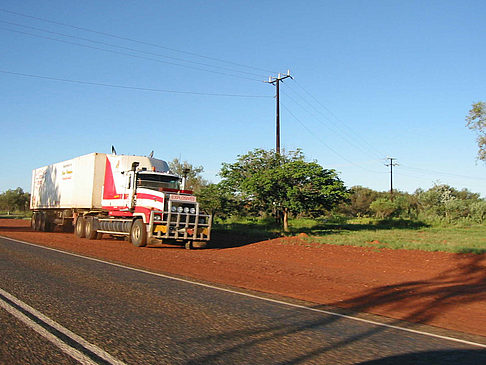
<box><xmin>0</xmin><ymin>287</ymin><xmax>126</xmax><ymax>365</ymax></box>
<box><xmin>2</xmin><ymin>235</ymin><xmax>486</xmax><ymax>349</ymax></box>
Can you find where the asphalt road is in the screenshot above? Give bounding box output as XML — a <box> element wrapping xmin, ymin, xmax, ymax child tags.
<box><xmin>1</xmin><ymin>236</ymin><xmax>485</xmax><ymax>364</ymax></box>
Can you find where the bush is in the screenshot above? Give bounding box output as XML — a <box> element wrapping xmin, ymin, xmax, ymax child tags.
<box><xmin>470</xmin><ymin>201</ymin><xmax>486</xmax><ymax>223</ymax></box>
<box><xmin>369</xmin><ymin>198</ymin><xmax>396</xmax><ymax>219</ymax></box>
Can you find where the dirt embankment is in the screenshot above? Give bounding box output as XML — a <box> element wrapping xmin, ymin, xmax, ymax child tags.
<box><xmin>1</xmin><ymin>219</ymin><xmax>485</xmax><ymax>338</ymax></box>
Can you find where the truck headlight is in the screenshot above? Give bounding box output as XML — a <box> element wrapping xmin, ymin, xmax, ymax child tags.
<box><xmin>184</xmin><ymin>207</ymin><xmax>190</xmax><ymax>213</ymax></box>
<box><xmin>177</xmin><ymin>206</ymin><xmax>184</xmax><ymax>213</ymax></box>
<box><xmin>171</xmin><ymin>206</ymin><xmax>177</xmax><ymax>212</ymax></box>
<box><xmin>154</xmin><ymin>214</ymin><xmax>162</xmax><ymax>221</ymax></box>
<box><xmin>190</xmin><ymin>207</ymin><xmax>196</xmax><ymax>214</ymax></box>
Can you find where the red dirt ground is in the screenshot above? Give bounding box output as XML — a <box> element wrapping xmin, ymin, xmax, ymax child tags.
<box><xmin>1</xmin><ymin>219</ymin><xmax>485</xmax><ymax>338</ymax></box>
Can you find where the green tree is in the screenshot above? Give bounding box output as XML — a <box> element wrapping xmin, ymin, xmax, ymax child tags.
<box><xmin>196</xmin><ymin>182</ymin><xmax>242</xmax><ymax>222</ymax></box>
<box><xmin>466</xmin><ymin>101</ymin><xmax>486</xmax><ymax>162</ymax></box>
<box><xmin>340</xmin><ymin>186</ymin><xmax>379</xmax><ymax>217</ymax></box>
<box><xmin>0</xmin><ymin>187</ymin><xmax>30</xmax><ymax>213</ymax></box>
<box><xmin>415</xmin><ymin>184</ymin><xmax>483</xmax><ymax>222</ymax></box>
<box><xmin>168</xmin><ymin>158</ymin><xmax>208</xmax><ymax>192</ymax></box>
<box><xmin>470</xmin><ymin>201</ymin><xmax>486</xmax><ymax>224</ymax></box>
<box><xmin>416</xmin><ymin>184</ymin><xmax>455</xmax><ymax>217</ymax></box>
<box><xmin>369</xmin><ymin>198</ymin><xmax>396</xmax><ymax>219</ymax></box>
<box><xmin>220</xmin><ymin>149</ymin><xmax>348</xmax><ymax>231</ymax></box>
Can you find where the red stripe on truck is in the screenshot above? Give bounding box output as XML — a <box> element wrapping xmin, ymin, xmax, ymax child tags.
<box><xmin>136</xmin><ymin>193</ymin><xmax>164</xmax><ymax>203</ymax></box>
<box><xmin>103</xmin><ymin>157</ymin><xmax>117</xmax><ymax>199</ymax></box>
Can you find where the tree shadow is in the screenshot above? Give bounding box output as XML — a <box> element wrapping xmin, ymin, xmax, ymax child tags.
<box><xmin>333</xmin><ymin>253</ymin><xmax>486</xmax><ymax>325</ymax></box>
<box><xmin>356</xmin><ymin>349</ymin><xmax>486</xmax><ymax>364</ymax></box>
<box><xmin>0</xmin><ymin>224</ymin><xmax>32</xmax><ymax>233</ymax></box>
<box><xmin>181</xmin><ymin>253</ymin><xmax>486</xmax><ymax>364</ymax></box>
<box><xmin>207</xmin><ymin>231</ymin><xmax>278</xmax><ymax>249</ymax></box>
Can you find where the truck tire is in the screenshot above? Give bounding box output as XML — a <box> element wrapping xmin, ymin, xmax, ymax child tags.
<box><xmin>85</xmin><ymin>217</ymin><xmax>98</xmax><ymax>240</ymax></box>
<box><xmin>75</xmin><ymin>217</ymin><xmax>86</xmax><ymax>238</ymax></box>
<box><xmin>39</xmin><ymin>212</ymin><xmax>47</xmax><ymax>232</ymax></box>
<box><xmin>31</xmin><ymin>212</ymin><xmax>39</xmax><ymax>231</ymax></box>
<box><xmin>42</xmin><ymin>213</ymin><xmax>53</xmax><ymax>232</ymax></box>
<box><xmin>34</xmin><ymin>212</ymin><xmax>41</xmax><ymax>231</ymax></box>
<box><xmin>130</xmin><ymin>219</ymin><xmax>147</xmax><ymax>247</ymax></box>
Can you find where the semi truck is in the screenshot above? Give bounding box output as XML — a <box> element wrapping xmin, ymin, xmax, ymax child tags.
<box><xmin>30</xmin><ymin>152</ymin><xmax>211</xmax><ymax>249</ymax></box>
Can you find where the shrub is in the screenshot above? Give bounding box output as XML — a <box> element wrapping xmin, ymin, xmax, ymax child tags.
<box><xmin>369</xmin><ymin>198</ymin><xmax>396</xmax><ymax>219</ymax></box>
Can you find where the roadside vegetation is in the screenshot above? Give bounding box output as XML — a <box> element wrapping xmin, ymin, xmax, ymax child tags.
<box><xmin>0</xmin><ymin>187</ymin><xmax>31</xmax><ymax>219</ymax></box>
<box><xmin>193</xmin><ymin>147</ymin><xmax>486</xmax><ymax>254</ymax></box>
<box><xmin>213</xmin><ymin>216</ymin><xmax>486</xmax><ymax>254</ymax></box>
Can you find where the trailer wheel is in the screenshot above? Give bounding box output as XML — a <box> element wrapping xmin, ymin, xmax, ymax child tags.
<box><xmin>75</xmin><ymin>217</ymin><xmax>86</xmax><ymax>238</ymax></box>
<box><xmin>85</xmin><ymin>217</ymin><xmax>98</xmax><ymax>240</ymax></box>
<box><xmin>130</xmin><ymin>219</ymin><xmax>147</xmax><ymax>247</ymax></box>
<box><xmin>39</xmin><ymin>212</ymin><xmax>47</xmax><ymax>232</ymax></box>
<box><xmin>43</xmin><ymin>213</ymin><xmax>53</xmax><ymax>232</ymax></box>
<box><xmin>31</xmin><ymin>212</ymin><xmax>39</xmax><ymax>231</ymax></box>
<box><xmin>34</xmin><ymin>212</ymin><xmax>42</xmax><ymax>232</ymax></box>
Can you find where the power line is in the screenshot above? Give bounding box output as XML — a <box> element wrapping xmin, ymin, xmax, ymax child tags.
<box><xmin>400</xmin><ymin>164</ymin><xmax>486</xmax><ymax>182</ymax></box>
<box><xmin>0</xmin><ymin>8</ymin><xmax>277</xmax><ymax>74</ymax></box>
<box><xmin>282</xmin><ymin>88</ymin><xmax>384</xmax><ymax>161</ymax></box>
<box><xmin>282</xmin><ymin>103</ymin><xmax>386</xmax><ymax>174</ymax></box>
<box><xmin>0</xmin><ymin>69</ymin><xmax>273</xmax><ymax>98</ymax></box>
<box><xmin>0</xmin><ymin>27</ymin><xmax>263</xmax><ymax>82</ymax></box>
<box><xmin>0</xmin><ymin>19</ymin><xmax>267</xmax><ymax>79</ymax></box>
<box><xmin>289</xmin><ymin>78</ymin><xmax>385</xmax><ymax>159</ymax></box>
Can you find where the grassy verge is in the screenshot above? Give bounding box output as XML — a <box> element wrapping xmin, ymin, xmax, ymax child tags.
<box><xmin>0</xmin><ymin>211</ymin><xmax>31</xmax><ymax>219</ymax></box>
<box><xmin>304</xmin><ymin>225</ymin><xmax>486</xmax><ymax>254</ymax></box>
<box><xmin>214</xmin><ymin>217</ymin><xmax>486</xmax><ymax>254</ymax></box>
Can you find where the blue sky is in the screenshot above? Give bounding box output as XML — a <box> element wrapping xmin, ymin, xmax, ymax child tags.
<box><xmin>1</xmin><ymin>1</ymin><xmax>485</xmax><ymax>196</ymax></box>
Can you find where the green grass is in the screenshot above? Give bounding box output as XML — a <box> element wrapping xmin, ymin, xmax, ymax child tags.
<box><xmin>0</xmin><ymin>211</ymin><xmax>31</xmax><ymax>219</ymax></box>
<box><xmin>214</xmin><ymin>216</ymin><xmax>486</xmax><ymax>254</ymax></box>
<box><xmin>304</xmin><ymin>225</ymin><xmax>486</xmax><ymax>254</ymax></box>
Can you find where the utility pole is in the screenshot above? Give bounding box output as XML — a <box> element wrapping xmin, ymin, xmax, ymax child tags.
<box><xmin>265</xmin><ymin>70</ymin><xmax>292</xmax><ymax>154</ymax></box>
<box><xmin>385</xmin><ymin>157</ymin><xmax>399</xmax><ymax>199</ymax></box>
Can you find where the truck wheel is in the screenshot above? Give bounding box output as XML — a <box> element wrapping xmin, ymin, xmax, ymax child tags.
<box><xmin>75</xmin><ymin>217</ymin><xmax>86</xmax><ymax>238</ymax></box>
<box><xmin>34</xmin><ymin>212</ymin><xmax>42</xmax><ymax>231</ymax></box>
<box><xmin>31</xmin><ymin>212</ymin><xmax>39</xmax><ymax>231</ymax></box>
<box><xmin>43</xmin><ymin>214</ymin><xmax>53</xmax><ymax>232</ymax></box>
<box><xmin>39</xmin><ymin>212</ymin><xmax>47</xmax><ymax>232</ymax></box>
<box><xmin>185</xmin><ymin>241</ymin><xmax>193</xmax><ymax>250</ymax></box>
<box><xmin>130</xmin><ymin>220</ymin><xmax>147</xmax><ymax>247</ymax></box>
<box><xmin>85</xmin><ymin>217</ymin><xmax>98</xmax><ymax>240</ymax></box>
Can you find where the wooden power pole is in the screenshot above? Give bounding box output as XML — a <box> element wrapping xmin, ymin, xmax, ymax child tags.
<box><xmin>385</xmin><ymin>157</ymin><xmax>399</xmax><ymax>199</ymax></box>
<box><xmin>266</xmin><ymin>70</ymin><xmax>292</xmax><ymax>154</ymax></box>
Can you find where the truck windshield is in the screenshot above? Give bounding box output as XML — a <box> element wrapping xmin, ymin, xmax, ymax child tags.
<box><xmin>137</xmin><ymin>173</ymin><xmax>181</xmax><ymax>191</ymax></box>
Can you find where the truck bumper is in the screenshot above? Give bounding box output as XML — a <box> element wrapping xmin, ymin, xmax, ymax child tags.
<box><xmin>147</xmin><ymin>210</ymin><xmax>211</xmax><ymax>241</ymax></box>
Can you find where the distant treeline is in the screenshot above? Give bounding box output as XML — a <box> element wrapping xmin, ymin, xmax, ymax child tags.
<box><xmin>2</xmin><ymin>182</ymin><xmax>485</xmax><ymax>226</ymax></box>
<box><xmin>337</xmin><ymin>184</ymin><xmax>486</xmax><ymax>224</ymax></box>
<box><xmin>0</xmin><ymin>188</ymin><xmax>30</xmax><ymax>213</ymax></box>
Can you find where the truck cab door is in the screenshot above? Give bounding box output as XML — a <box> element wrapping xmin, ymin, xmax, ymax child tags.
<box><xmin>123</xmin><ymin>171</ymin><xmax>136</xmax><ymax>210</ymax></box>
